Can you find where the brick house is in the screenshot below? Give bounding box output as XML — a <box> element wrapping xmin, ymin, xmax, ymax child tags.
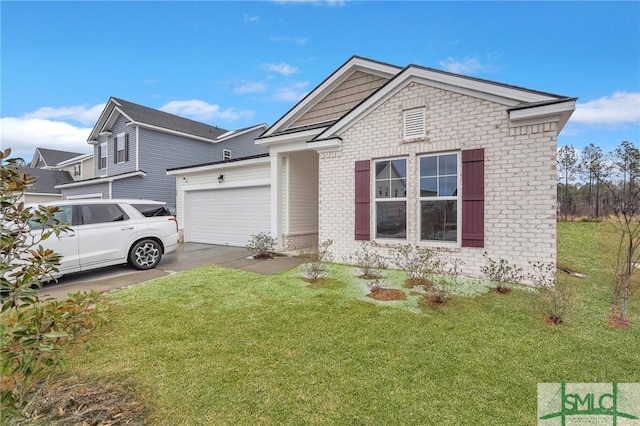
<box><xmin>173</xmin><ymin>56</ymin><xmax>575</xmax><ymax>278</ymax></box>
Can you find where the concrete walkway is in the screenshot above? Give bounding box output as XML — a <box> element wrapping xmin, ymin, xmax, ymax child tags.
<box><xmin>39</xmin><ymin>243</ymin><xmax>307</xmax><ymax>300</ymax></box>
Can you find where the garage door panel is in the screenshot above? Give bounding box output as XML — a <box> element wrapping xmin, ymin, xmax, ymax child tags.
<box><xmin>185</xmin><ymin>186</ymin><xmax>270</xmax><ymax>246</ymax></box>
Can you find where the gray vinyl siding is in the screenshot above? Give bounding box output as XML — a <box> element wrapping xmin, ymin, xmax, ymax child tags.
<box><xmin>62</xmin><ymin>182</ymin><xmax>109</xmax><ymax>199</ymax></box>
<box><xmin>109</xmin><ymin>116</ymin><xmax>136</xmax><ymax>175</ymax></box>
<box><xmin>137</xmin><ymin>128</ymin><xmax>219</xmax><ymax>209</ymax></box>
<box><xmin>111</xmin><ymin>176</ymin><xmax>150</xmax><ymax>201</ymax></box>
<box><xmin>215</xmin><ymin>128</ymin><xmax>268</xmax><ymax>161</ymax></box>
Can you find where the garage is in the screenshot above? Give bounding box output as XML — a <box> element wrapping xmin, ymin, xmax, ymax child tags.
<box><xmin>184</xmin><ymin>185</ymin><xmax>270</xmax><ymax>246</ymax></box>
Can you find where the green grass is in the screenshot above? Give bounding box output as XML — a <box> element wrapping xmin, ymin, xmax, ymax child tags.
<box><xmin>67</xmin><ymin>222</ymin><xmax>639</xmax><ymax>425</ymax></box>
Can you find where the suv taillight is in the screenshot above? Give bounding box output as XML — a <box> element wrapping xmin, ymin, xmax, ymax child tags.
<box><xmin>169</xmin><ymin>217</ymin><xmax>178</xmax><ymax>232</ymax></box>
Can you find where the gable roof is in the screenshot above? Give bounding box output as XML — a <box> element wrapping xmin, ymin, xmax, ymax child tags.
<box><xmin>30</xmin><ymin>148</ymin><xmax>85</xmax><ymax>168</ymax></box>
<box><xmin>214</xmin><ymin>123</ymin><xmax>268</xmax><ymax>144</ymax></box>
<box><xmin>315</xmin><ymin>63</ymin><xmax>576</xmax><ymax>142</ymax></box>
<box><xmin>259</xmin><ymin>56</ymin><xmax>401</xmax><ymax>140</ymax></box>
<box><xmin>18</xmin><ymin>166</ymin><xmax>73</xmax><ymax>194</ymax></box>
<box><xmin>257</xmin><ymin>56</ymin><xmax>576</xmax><ymax>146</ymax></box>
<box><xmin>88</xmin><ymin>97</ymin><xmax>229</xmax><ymax>144</ymax></box>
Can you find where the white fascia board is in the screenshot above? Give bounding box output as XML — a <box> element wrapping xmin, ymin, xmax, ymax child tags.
<box><xmin>269</xmin><ymin>140</ymin><xmax>318</xmax><ymax>155</ymax></box>
<box><xmin>409</xmin><ymin>67</ymin><xmax>558</xmax><ymax>103</ymax></box>
<box><xmin>128</xmin><ymin>121</ymin><xmax>217</xmax><ymax>144</ymax></box>
<box><xmin>256</xmin><ymin>127</ymin><xmax>326</xmax><ymax>147</ymax></box>
<box><xmin>509</xmin><ymin>100</ymin><xmax>576</xmax><ymax>130</ymax></box>
<box><xmin>261</xmin><ymin>57</ymin><xmax>401</xmax><ymax>138</ymax></box>
<box><xmin>54</xmin><ymin>171</ymin><xmax>146</xmax><ymax>189</ymax></box>
<box><xmin>307</xmin><ymin>138</ymin><xmax>342</xmax><ymax>151</ymax></box>
<box><xmin>214</xmin><ymin>124</ymin><xmax>268</xmax><ymax>144</ymax></box>
<box><xmin>167</xmin><ymin>156</ymin><xmax>270</xmax><ymax>176</ymax></box>
<box><xmin>56</xmin><ymin>153</ymin><xmax>93</xmax><ymax>167</ymax></box>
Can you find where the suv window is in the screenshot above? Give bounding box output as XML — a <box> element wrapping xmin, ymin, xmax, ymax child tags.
<box><xmin>132</xmin><ymin>204</ymin><xmax>172</xmax><ymax>217</ymax></box>
<box><xmin>79</xmin><ymin>204</ymin><xmax>128</xmax><ymax>225</ymax></box>
<box><xmin>28</xmin><ymin>205</ymin><xmax>73</xmax><ymax>229</ymax></box>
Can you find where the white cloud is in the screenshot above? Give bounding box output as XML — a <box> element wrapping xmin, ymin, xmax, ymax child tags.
<box><xmin>244</xmin><ymin>14</ymin><xmax>259</xmax><ymax>23</ymax></box>
<box><xmin>234</xmin><ymin>82</ymin><xmax>268</xmax><ymax>94</ymax></box>
<box><xmin>571</xmin><ymin>91</ymin><xmax>640</xmax><ymax>126</ymax></box>
<box><xmin>273</xmin><ymin>81</ymin><xmax>309</xmax><ymax>102</ymax></box>
<box><xmin>268</xmin><ymin>36</ymin><xmax>307</xmax><ymax>46</ymax></box>
<box><xmin>159</xmin><ymin>99</ymin><xmax>254</xmax><ymax>122</ymax></box>
<box><xmin>438</xmin><ymin>57</ymin><xmax>486</xmax><ymax>75</ymax></box>
<box><xmin>0</xmin><ymin>117</ymin><xmax>92</xmax><ymax>161</ymax></box>
<box><xmin>262</xmin><ymin>62</ymin><xmax>298</xmax><ymax>76</ymax></box>
<box><xmin>22</xmin><ymin>103</ymin><xmax>106</xmax><ymax>126</ymax></box>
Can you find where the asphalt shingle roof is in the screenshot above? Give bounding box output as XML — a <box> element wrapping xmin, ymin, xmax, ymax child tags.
<box><xmin>33</xmin><ymin>148</ymin><xmax>84</xmax><ymax>167</ymax></box>
<box><xmin>17</xmin><ymin>167</ymin><xmax>74</xmax><ymax>194</ymax></box>
<box><xmin>112</xmin><ymin>97</ymin><xmax>229</xmax><ymax>141</ymax></box>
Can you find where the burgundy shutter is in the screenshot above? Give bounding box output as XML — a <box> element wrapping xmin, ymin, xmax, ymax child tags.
<box><xmin>113</xmin><ymin>136</ymin><xmax>118</xmax><ymax>163</ymax></box>
<box><xmin>354</xmin><ymin>160</ymin><xmax>371</xmax><ymax>241</ymax></box>
<box><xmin>125</xmin><ymin>133</ymin><xmax>130</xmax><ymax>162</ymax></box>
<box><xmin>462</xmin><ymin>149</ymin><xmax>484</xmax><ymax>247</ymax></box>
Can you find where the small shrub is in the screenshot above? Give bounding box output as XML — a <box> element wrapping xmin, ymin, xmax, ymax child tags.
<box><xmin>425</xmin><ymin>256</ymin><xmax>464</xmax><ymax>307</ymax></box>
<box><xmin>246</xmin><ymin>232</ymin><xmax>276</xmax><ymax>258</ymax></box>
<box><xmin>481</xmin><ymin>252</ymin><xmax>524</xmax><ymax>293</ymax></box>
<box><xmin>300</xmin><ymin>240</ymin><xmax>333</xmax><ymax>283</ymax></box>
<box><xmin>344</xmin><ymin>242</ymin><xmax>385</xmax><ymax>279</ymax></box>
<box><xmin>389</xmin><ymin>244</ymin><xmax>436</xmax><ymax>286</ymax></box>
<box><xmin>528</xmin><ymin>261</ymin><xmax>570</xmax><ymax>325</ymax></box>
<box><xmin>365</xmin><ymin>276</ymin><xmax>387</xmax><ymax>293</ymax></box>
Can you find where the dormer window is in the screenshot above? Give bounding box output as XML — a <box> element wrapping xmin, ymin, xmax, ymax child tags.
<box><xmin>403</xmin><ymin>107</ymin><xmax>426</xmax><ymax>140</ymax></box>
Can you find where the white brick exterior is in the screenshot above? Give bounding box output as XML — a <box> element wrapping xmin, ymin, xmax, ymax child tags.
<box><xmin>318</xmin><ymin>82</ymin><xmax>558</xmax><ymax>279</ymax></box>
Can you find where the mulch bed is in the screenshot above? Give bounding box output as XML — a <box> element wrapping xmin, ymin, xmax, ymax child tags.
<box><xmin>607</xmin><ymin>314</ymin><xmax>631</xmax><ymax>329</ymax></box>
<box><xmin>367</xmin><ymin>288</ymin><xmax>406</xmax><ymax>301</ymax></box>
<box><xmin>491</xmin><ymin>287</ymin><xmax>512</xmax><ymax>295</ymax></box>
<box><xmin>545</xmin><ymin>316</ymin><xmax>564</xmax><ymax>326</ymax></box>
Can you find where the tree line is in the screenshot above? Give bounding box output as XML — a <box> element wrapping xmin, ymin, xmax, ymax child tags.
<box><xmin>557</xmin><ymin>140</ymin><xmax>639</xmax><ymax>220</ymax></box>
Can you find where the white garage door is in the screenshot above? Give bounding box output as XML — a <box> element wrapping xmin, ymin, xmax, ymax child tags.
<box><xmin>184</xmin><ymin>186</ymin><xmax>270</xmax><ymax>246</ymax></box>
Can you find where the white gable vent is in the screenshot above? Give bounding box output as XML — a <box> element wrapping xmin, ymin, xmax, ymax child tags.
<box><xmin>403</xmin><ymin>107</ymin><xmax>426</xmax><ymax>140</ymax></box>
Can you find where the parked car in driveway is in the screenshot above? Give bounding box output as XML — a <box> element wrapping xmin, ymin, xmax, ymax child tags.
<box><xmin>25</xmin><ymin>199</ymin><xmax>179</xmax><ymax>277</ymax></box>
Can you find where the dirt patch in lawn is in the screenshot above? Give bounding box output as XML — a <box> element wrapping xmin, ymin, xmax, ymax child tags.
<box><xmin>19</xmin><ymin>376</ymin><xmax>147</xmax><ymax>425</ymax></box>
<box><xmin>302</xmin><ymin>277</ymin><xmax>345</xmax><ymax>290</ymax></box>
<box><xmin>404</xmin><ymin>278</ymin><xmax>433</xmax><ymax>288</ymax></box>
<box><xmin>367</xmin><ymin>288</ymin><xmax>406</xmax><ymax>301</ymax></box>
<box><xmin>491</xmin><ymin>287</ymin><xmax>512</xmax><ymax>295</ymax></box>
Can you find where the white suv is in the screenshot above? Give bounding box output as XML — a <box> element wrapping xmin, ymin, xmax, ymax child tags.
<box><xmin>27</xmin><ymin>199</ymin><xmax>179</xmax><ymax>277</ymax></box>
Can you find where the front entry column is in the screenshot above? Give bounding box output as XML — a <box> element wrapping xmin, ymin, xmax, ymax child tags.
<box><xmin>270</xmin><ymin>153</ymin><xmax>283</xmax><ymax>249</ymax></box>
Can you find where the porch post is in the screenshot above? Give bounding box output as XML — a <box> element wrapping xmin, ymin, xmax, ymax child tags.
<box><xmin>270</xmin><ymin>153</ymin><xmax>283</xmax><ymax>249</ymax></box>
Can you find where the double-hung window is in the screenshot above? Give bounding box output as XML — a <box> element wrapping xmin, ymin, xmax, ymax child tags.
<box><xmin>99</xmin><ymin>142</ymin><xmax>107</xmax><ymax>170</ymax></box>
<box><xmin>419</xmin><ymin>153</ymin><xmax>459</xmax><ymax>243</ymax></box>
<box><xmin>116</xmin><ymin>134</ymin><xmax>126</xmax><ymax>163</ymax></box>
<box><xmin>374</xmin><ymin>158</ymin><xmax>407</xmax><ymax>239</ymax></box>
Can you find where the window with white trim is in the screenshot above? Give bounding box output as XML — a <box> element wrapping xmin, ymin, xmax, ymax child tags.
<box><xmin>116</xmin><ymin>134</ymin><xmax>126</xmax><ymax>163</ymax></box>
<box><xmin>419</xmin><ymin>153</ymin><xmax>459</xmax><ymax>242</ymax></box>
<box><xmin>374</xmin><ymin>158</ymin><xmax>407</xmax><ymax>239</ymax></box>
<box><xmin>223</xmin><ymin>149</ymin><xmax>231</xmax><ymax>160</ymax></box>
<box><xmin>99</xmin><ymin>142</ymin><xmax>107</xmax><ymax>170</ymax></box>
<box><xmin>74</xmin><ymin>164</ymin><xmax>81</xmax><ymax>177</ymax></box>
<box><xmin>403</xmin><ymin>107</ymin><xmax>426</xmax><ymax>140</ymax></box>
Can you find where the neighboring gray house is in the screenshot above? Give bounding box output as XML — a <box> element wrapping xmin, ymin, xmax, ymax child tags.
<box><xmin>30</xmin><ymin>148</ymin><xmax>85</xmax><ymax>169</ymax></box>
<box><xmin>58</xmin><ymin>97</ymin><xmax>268</xmax><ymax>209</ymax></box>
<box><xmin>17</xmin><ymin>166</ymin><xmax>73</xmax><ymax>204</ymax></box>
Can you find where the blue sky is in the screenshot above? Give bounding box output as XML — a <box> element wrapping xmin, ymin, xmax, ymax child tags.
<box><xmin>1</xmin><ymin>1</ymin><xmax>638</xmax><ymax>162</ymax></box>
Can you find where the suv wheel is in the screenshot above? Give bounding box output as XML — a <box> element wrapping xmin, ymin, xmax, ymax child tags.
<box><xmin>130</xmin><ymin>239</ymin><xmax>162</xmax><ymax>270</ymax></box>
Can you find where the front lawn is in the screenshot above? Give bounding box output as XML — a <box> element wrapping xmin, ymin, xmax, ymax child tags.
<box><xmin>64</xmin><ymin>222</ymin><xmax>639</xmax><ymax>425</ymax></box>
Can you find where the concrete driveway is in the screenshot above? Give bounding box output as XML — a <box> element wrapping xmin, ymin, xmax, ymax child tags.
<box><xmin>40</xmin><ymin>243</ymin><xmax>306</xmax><ymax>300</ymax></box>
